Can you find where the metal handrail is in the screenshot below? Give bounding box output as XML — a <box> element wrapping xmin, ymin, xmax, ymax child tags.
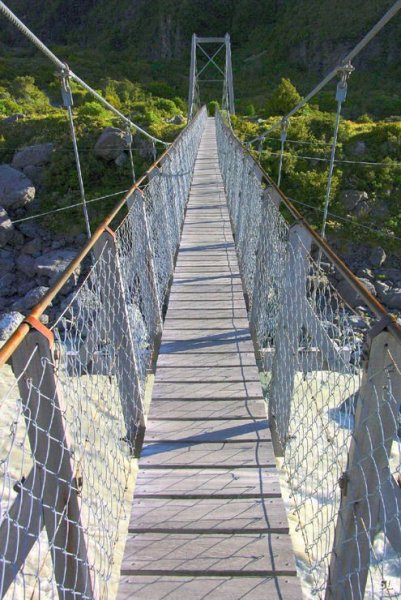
<box><xmin>0</xmin><ymin>107</ymin><xmax>207</xmax><ymax>368</ymax></box>
<box><xmin>217</xmin><ymin>110</ymin><xmax>401</xmax><ymax>344</ymax></box>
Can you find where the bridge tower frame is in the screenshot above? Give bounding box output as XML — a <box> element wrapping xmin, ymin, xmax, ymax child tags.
<box><xmin>187</xmin><ymin>33</ymin><xmax>235</xmax><ymax>121</ymax></box>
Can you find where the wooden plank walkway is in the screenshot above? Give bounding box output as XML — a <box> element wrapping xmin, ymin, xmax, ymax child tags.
<box><xmin>118</xmin><ymin>118</ymin><xmax>301</xmax><ymax>599</ymax></box>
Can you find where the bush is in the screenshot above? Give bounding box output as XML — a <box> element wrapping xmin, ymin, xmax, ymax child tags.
<box><xmin>208</xmin><ymin>100</ymin><xmax>220</xmax><ymax>116</ymax></box>
<box><xmin>244</xmin><ymin>103</ymin><xmax>256</xmax><ymax>117</ymax></box>
<box><xmin>265</xmin><ymin>78</ymin><xmax>302</xmax><ymax>116</ymax></box>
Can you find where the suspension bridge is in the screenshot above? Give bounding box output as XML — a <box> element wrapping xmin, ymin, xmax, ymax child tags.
<box><xmin>0</xmin><ymin>1</ymin><xmax>401</xmax><ymax>599</ymax></box>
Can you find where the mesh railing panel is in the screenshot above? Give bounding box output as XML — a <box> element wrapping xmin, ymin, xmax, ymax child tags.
<box><xmin>216</xmin><ymin>110</ymin><xmax>401</xmax><ymax>599</ymax></box>
<box><xmin>0</xmin><ymin>107</ymin><xmax>207</xmax><ymax>599</ymax></box>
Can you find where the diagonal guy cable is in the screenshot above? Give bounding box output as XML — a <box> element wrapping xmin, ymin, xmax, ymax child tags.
<box><xmin>0</xmin><ymin>0</ymin><xmax>169</xmax><ymax>147</ymax></box>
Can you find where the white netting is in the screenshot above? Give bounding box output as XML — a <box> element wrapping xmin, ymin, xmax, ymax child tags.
<box><xmin>216</xmin><ymin>110</ymin><xmax>401</xmax><ymax>599</ymax></box>
<box><xmin>0</xmin><ymin>107</ymin><xmax>207</xmax><ymax>599</ymax></box>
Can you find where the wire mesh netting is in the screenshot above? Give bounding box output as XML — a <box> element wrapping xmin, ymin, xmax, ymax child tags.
<box><xmin>216</xmin><ymin>110</ymin><xmax>401</xmax><ymax>599</ymax></box>
<box><xmin>0</xmin><ymin>107</ymin><xmax>207</xmax><ymax>599</ymax></box>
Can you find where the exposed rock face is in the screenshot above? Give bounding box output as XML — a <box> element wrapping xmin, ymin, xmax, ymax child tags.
<box><xmin>12</xmin><ymin>143</ymin><xmax>53</xmax><ymax>169</ymax></box>
<box><xmin>0</xmin><ymin>165</ymin><xmax>35</xmax><ymax>209</ymax></box>
<box><xmin>0</xmin><ymin>207</ymin><xmax>13</xmax><ymax>247</ymax></box>
<box><xmin>94</xmin><ymin>128</ymin><xmax>127</xmax><ymax>161</ymax></box>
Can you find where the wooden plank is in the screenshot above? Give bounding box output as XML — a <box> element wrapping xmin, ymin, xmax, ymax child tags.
<box><xmin>156</xmin><ymin>352</ymin><xmax>258</xmax><ymax>368</ymax></box>
<box><xmin>120</xmin><ymin>532</ymin><xmax>297</xmax><ymax>575</ymax></box>
<box><xmin>159</xmin><ymin>342</ymin><xmax>256</xmax><ymax>355</ymax></box>
<box><xmin>140</xmin><ymin>441</ymin><xmax>276</xmax><ymax>468</ymax></box>
<box><xmin>145</xmin><ymin>418</ymin><xmax>270</xmax><ymax>443</ymax></box>
<box><xmin>118</xmin><ymin>575</ymin><xmax>301</xmax><ymax>599</ymax></box>
<box><xmin>149</xmin><ymin>399</ymin><xmax>266</xmax><ymax>420</ymax></box>
<box><xmin>134</xmin><ymin>467</ymin><xmax>280</xmax><ymax>497</ymax></box>
<box><xmin>160</xmin><ymin>329</ymin><xmax>252</xmax><ymax>341</ymax></box>
<box><xmin>129</xmin><ymin>497</ymin><xmax>289</xmax><ymax>532</ymax></box>
<box><xmin>163</xmin><ymin>318</ymin><xmax>250</xmax><ymax>330</ymax></box>
<box><xmin>154</xmin><ymin>366</ymin><xmax>260</xmax><ymax>383</ymax></box>
<box><xmin>165</xmin><ymin>308</ymin><xmax>249</xmax><ymax>319</ymax></box>
<box><xmin>165</xmin><ymin>300</ymin><xmax>246</xmax><ymax>309</ymax></box>
<box><xmin>152</xmin><ymin>381</ymin><xmax>263</xmax><ymax>399</ymax></box>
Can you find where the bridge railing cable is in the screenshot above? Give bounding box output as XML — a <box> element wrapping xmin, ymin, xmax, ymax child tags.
<box><xmin>0</xmin><ymin>107</ymin><xmax>207</xmax><ymax>599</ymax></box>
<box><xmin>216</xmin><ymin>109</ymin><xmax>401</xmax><ymax>599</ymax></box>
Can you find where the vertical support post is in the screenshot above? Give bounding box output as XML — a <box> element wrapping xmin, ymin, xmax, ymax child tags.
<box><xmin>268</xmin><ymin>223</ymin><xmax>312</xmax><ymax>456</ymax></box>
<box><xmin>93</xmin><ymin>229</ymin><xmax>146</xmax><ymax>455</ymax></box>
<box><xmin>8</xmin><ymin>322</ymin><xmax>93</xmax><ymax>598</ymax></box>
<box><xmin>225</xmin><ymin>33</ymin><xmax>235</xmax><ymax>115</ymax></box>
<box><xmin>187</xmin><ymin>34</ymin><xmax>197</xmax><ymax>122</ymax></box>
<box><xmin>326</xmin><ymin>331</ymin><xmax>401</xmax><ymax>599</ymax></box>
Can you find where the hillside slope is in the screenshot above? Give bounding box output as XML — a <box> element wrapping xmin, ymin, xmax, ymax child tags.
<box><xmin>1</xmin><ymin>0</ymin><xmax>401</xmax><ymax>116</ymax></box>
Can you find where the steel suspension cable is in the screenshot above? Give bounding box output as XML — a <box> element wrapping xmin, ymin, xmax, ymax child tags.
<box><xmin>248</xmin><ymin>0</ymin><xmax>401</xmax><ymax>145</ymax></box>
<box><xmin>0</xmin><ymin>0</ymin><xmax>169</xmax><ymax>147</ymax></box>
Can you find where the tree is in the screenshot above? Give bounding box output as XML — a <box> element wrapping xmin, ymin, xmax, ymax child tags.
<box><xmin>266</xmin><ymin>78</ymin><xmax>302</xmax><ymax>116</ymax></box>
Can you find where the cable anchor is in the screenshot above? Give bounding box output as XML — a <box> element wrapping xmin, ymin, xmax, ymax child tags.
<box><xmin>280</xmin><ymin>117</ymin><xmax>289</xmax><ymax>143</ymax></box>
<box><xmin>59</xmin><ymin>63</ymin><xmax>73</xmax><ymax>108</ymax></box>
<box><xmin>336</xmin><ymin>61</ymin><xmax>354</xmax><ymax>103</ymax></box>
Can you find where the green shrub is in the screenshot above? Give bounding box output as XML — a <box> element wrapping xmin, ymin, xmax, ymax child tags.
<box><xmin>208</xmin><ymin>101</ymin><xmax>220</xmax><ymax>116</ymax></box>
<box><xmin>265</xmin><ymin>78</ymin><xmax>302</xmax><ymax>116</ymax></box>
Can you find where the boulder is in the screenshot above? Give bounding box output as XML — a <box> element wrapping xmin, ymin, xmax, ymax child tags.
<box><xmin>352</xmin><ymin>141</ymin><xmax>367</xmax><ymax>156</ymax></box>
<box><xmin>16</xmin><ymin>253</ymin><xmax>36</xmax><ymax>277</ymax></box>
<box><xmin>22</xmin><ymin>237</ymin><xmax>42</xmax><ymax>256</ymax></box>
<box><xmin>0</xmin><ymin>165</ymin><xmax>35</xmax><ymax>209</ymax></box>
<box><xmin>339</xmin><ymin>190</ymin><xmax>369</xmax><ymax>212</ymax></box>
<box><xmin>94</xmin><ymin>127</ymin><xmax>127</xmax><ymax>161</ymax></box>
<box><xmin>353</xmin><ymin>200</ymin><xmax>370</xmax><ymax>217</ymax></box>
<box><xmin>385</xmin><ymin>289</ymin><xmax>401</xmax><ymax>310</ymax></box>
<box><xmin>18</xmin><ymin>221</ymin><xmax>43</xmax><ymax>239</ymax></box>
<box><xmin>12</xmin><ymin>285</ymin><xmax>49</xmax><ymax>312</ymax></box>
<box><xmin>0</xmin><ymin>311</ymin><xmax>24</xmax><ymax>340</ymax></box>
<box><xmin>375</xmin><ymin>280</ymin><xmax>390</xmax><ymax>301</ymax></box>
<box><xmin>115</xmin><ymin>152</ymin><xmax>128</xmax><ymax>167</ymax></box>
<box><xmin>380</xmin><ymin>268</ymin><xmax>401</xmax><ymax>283</ymax></box>
<box><xmin>133</xmin><ymin>136</ymin><xmax>154</xmax><ymax>160</ymax></box>
<box><xmin>0</xmin><ymin>249</ymin><xmax>15</xmax><ymax>273</ymax></box>
<box><xmin>369</xmin><ymin>247</ymin><xmax>386</xmax><ymax>268</ymax></box>
<box><xmin>1</xmin><ymin>114</ymin><xmax>25</xmax><ymax>124</ymax></box>
<box><xmin>337</xmin><ymin>277</ymin><xmax>376</xmax><ymax>308</ymax></box>
<box><xmin>34</xmin><ymin>249</ymin><xmax>77</xmax><ymax>279</ymax></box>
<box><xmin>0</xmin><ymin>206</ymin><xmax>13</xmax><ymax>247</ymax></box>
<box><xmin>0</xmin><ymin>272</ymin><xmax>17</xmax><ymax>297</ymax></box>
<box><xmin>23</xmin><ymin>165</ymin><xmax>45</xmax><ymax>186</ymax></box>
<box><xmin>12</xmin><ymin>143</ymin><xmax>53</xmax><ymax>169</ymax></box>
<box><xmin>168</xmin><ymin>114</ymin><xmax>185</xmax><ymax>125</ymax></box>
<box><xmin>17</xmin><ymin>278</ymin><xmax>36</xmax><ymax>296</ymax></box>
